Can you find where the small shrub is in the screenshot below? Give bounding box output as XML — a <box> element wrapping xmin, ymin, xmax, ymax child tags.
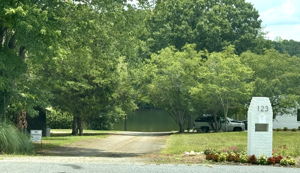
<box><xmin>226</xmin><ymin>152</ymin><xmax>240</xmax><ymax>162</ymax></box>
<box><xmin>283</xmin><ymin>127</ymin><xmax>288</xmax><ymax>131</ymax></box>
<box><xmin>233</xmin><ymin>154</ymin><xmax>241</xmax><ymax>162</ymax></box>
<box><xmin>287</xmin><ymin>158</ymin><xmax>296</xmax><ymax>165</ymax></box>
<box><xmin>248</xmin><ymin>155</ymin><xmax>257</xmax><ymax>164</ymax></box>
<box><xmin>267</xmin><ymin>157</ymin><xmax>276</xmax><ymax>165</ymax></box>
<box><xmin>206</xmin><ymin>154</ymin><xmax>214</xmax><ymax>160</ymax></box>
<box><xmin>240</xmin><ymin>154</ymin><xmax>248</xmax><ymax>163</ymax></box>
<box><xmin>275</xmin><ymin>128</ymin><xmax>281</xmax><ymax>131</ymax></box>
<box><xmin>275</xmin><ymin>155</ymin><xmax>283</xmax><ymax>163</ymax></box>
<box><xmin>211</xmin><ymin>154</ymin><xmax>219</xmax><ymax>162</ymax></box>
<box><xmin>291</xmin><ymin>128</ymin><xmax>297</xmax><ymax>132</ymax></box>
<box><xmin>204</xmin><ymin>149</ymin><xmax>216</xmax><ymax>155</ymax></box>
<box><xmin>218</xmin><ymin>153</ymin><xmax>227</xmax><ymax>162</ymax></box>
<box><xmin>0</xmin><ymin>123</ymin><xmax>33</xmax><ymax>154</ymax></box>
<box><xmin>298</xmin><ymin>126</ymin><xmax>300</xmax><ymax>131</ymax></box>
<box><xmin>257</xmin><ymin>156</ymin><xmax>268</xmax><ymax>165</ymax></box>
<box><xmin>226</xmin><ymin>153</ymin><xmax>236</xmax><ymax>162</ymax></box>
<box><xmin>280</xmin><ymin>157</ymin><xmax>296</xmax><ymax>166</ymax></box>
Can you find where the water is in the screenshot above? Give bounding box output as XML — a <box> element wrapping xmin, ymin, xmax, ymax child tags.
<box><xmin>113</xmin><ymin>109</ymin><xmax>180</xmax><ymax>132</ymax></box>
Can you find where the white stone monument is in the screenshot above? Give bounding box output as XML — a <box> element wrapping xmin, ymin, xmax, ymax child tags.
<box><xmin>247</xmin><ymin>97</ymin><xmax>273</xmax><ymax>157</ymax></box>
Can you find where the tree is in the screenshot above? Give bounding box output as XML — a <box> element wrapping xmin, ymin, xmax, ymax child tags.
<box><xmin>190</xmin><ymin>46</ymin><xmax>254</xmax><ymax>130</ymax></box>
<box><xmin>241</xmin><ymin>49</ymin><xmax>300</xmax><ymax>115</ymax></box>
<box><xmin>144</xmin><ymin>45</ymin><xmax>203</xmax><ymax>132</ymax></box>
<box><xmin>0</xmin><ymin>0</ymin><xmax>67</xmax><ymax>125</ymax></box>
<box><xmin>40</xmin><ymin>1</ymin><xmax>140</xmax><ymax>135</ymax></box>
<box><xmin>272</xmin><ymin>39</ymin><xmax>300</xmax><ymax>57</ymax></box>
<box><xmin>146</xmin><ymin>0</ymin><xmax>262</xmax><ymax>54</ymax></box>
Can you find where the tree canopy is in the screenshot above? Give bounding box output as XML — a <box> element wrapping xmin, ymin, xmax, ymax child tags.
<box><xmin>1</xmin><ymin>0</ymin><xmax>300</xmax><ymax>133</ymax></box>
<box><xmin>146</xmin><ymin>0</ymin><xmax>262</xmax><ymax>54</ymax></box>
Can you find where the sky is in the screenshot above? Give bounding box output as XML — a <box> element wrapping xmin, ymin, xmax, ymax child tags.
<box><xmin>245</xmin><ymin>0</ymin><xmax>300</xmax><ymax>41</ymax></box>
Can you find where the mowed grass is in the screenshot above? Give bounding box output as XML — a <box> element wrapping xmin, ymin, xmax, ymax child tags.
<box><xmin>162</xmin><ymin>131</ymin><xmax>300</xmax><ymax>157</ymax></box>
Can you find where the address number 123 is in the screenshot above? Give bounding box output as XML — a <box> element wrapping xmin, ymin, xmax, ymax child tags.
<box><xmin>257</xmin><ymin>106</ymin><xmax>269</xmax><ymax>112</ymax></box>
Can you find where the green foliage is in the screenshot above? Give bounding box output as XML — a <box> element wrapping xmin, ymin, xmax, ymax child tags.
<box><xmin>191</xmin><ymin>46</ymin><xmax>254</xmax><ymax>121</ymax></box>
<box><xmin>1</xmin><ymin>0</ymin><xmax>299</xmax><ymax>134</ymax></box>
<box><xmin>146</xmin><ymin>0</ymin><xmax>262</xmax><ymax>54</ymax></box>
<box><xmin>85</xmin><ymin>112</ymin><xmax>121</xmax><ymax>130</ymax></box>
<box><xmin>240</xmin><ymin>154</ymin><xmax>248</xmax><ymax>163</ymax></box>
<box><xmin>280</xmin><ymin>157</ymin><xmax>296</xmax><ymax>166</ymax></box>
<box><xmin>257</xmin><ymin>155</ymin><xmax>268</xmax><ymax>165</ymax></box>
<box><xmin>0</xmin><ymin>123</ymin><xmax>33</xmax><ymax>154</ymax></box>
<box><xmin>47</xmin><ymin>109</ymin><xmax>72</xmax><ymax>129</ymax></box>
<box><xmin>144</xmin><ymin>45</ymin><xmax>203</xmax><ymax>132</ymax></box>
<box><xmin>272</xmin><ymin>39</ymin><xmax>300</xmax><ymax>57</ymax></box>
<box><xmin>241</xmin><ymin>50</ymin><xmax>300</xmax><ymax>115</ymax></box>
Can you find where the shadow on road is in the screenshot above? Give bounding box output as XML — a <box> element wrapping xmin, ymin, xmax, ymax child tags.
<box><xmin>37</xmin><ymin>146</ymin><xmax>142</xmax><ymax>157</ymax></box>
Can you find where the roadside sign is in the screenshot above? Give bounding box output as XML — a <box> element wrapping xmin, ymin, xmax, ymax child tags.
<box><xmin>30</xmin><ymin>130</ymin><xmax>42</xmax><ymax>142</ymax></box>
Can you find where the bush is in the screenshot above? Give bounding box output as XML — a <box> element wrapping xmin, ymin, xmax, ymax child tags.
<box><xmin>211</xmin><ymin>154</ymin><xmax>219</xmax><ymax>162</ymax></box>
<box><xmin>204</xmin><ymin>148</ymin><xmax>216</xmax><ymax>155</ymax></box>
<box><xmin>47</xmin><ymin>110</ymin><xmax>72</xmax><ymax>129</ymax></box>
<box><xmin>218</xmin><ymin>153</ymin><xmax>227</xmax><ymax>162</ymax></box>
<box><xmin>280</xmin><ymin>157</ymin><xmax>296</xmax><ymax>166</ymax></box>
<box><xmin>227</xmin><ymin>152</ymin><xmax>240</xmax><ymax>162</ymax></box>
<box><xmin>291</xmin><ymin>128</ymin><xmax>297</xmax><ymax>132</ymax></box>
<box><xmin>283</xmin><ymin>127</ymin><xmax>288</xmax><ymax>131</ymax></box>
<box><xmin>206</xmin><ymin>154</ymin><xmax>214</xmax><ymax>160</ymax></box>
<box><xmin>275</xmin><ymin>155</ymin><xmax>283</xmax><ymax>163</ymax></box>
<box><xmin>267</xmin><ymin>157</ymin><xmax>276</xmax><ymax>165</ymax></box>
<box><xmin>248</xmin><ymin>155</ymin><xmax>257</xmax><ymax>164</ymax></box>
<box><xmin>257</xmin><ymin>156</ymin><xmax>268</xmax><ymax>165</ymax></box>
<box><xmin>240</xmin><ymin>154</ymin><xmax>248</xmax><ymax>163</ymax></box>
<box><xmin>0</xmin><ymin>123</ymin><xmax>33</xmax><ymax>154</ymax></box>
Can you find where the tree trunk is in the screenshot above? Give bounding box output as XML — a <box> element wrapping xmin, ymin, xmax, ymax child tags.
<box><xmin>178</xmin><ymin>121</ymin><xmax>184</xmax><ymax>133</ymax></box>
<box><xmin>124</xmin><ymin>115</ymin><xmax>127</xmax><ymax>131</ymax></box>
<box><xmin>17</xmin><ymin>110</ymin><xmax>27</xmax><ymax>132</ymax></box>
<box><xmin>78</xmin><ymin>116</ymin><xmax>83</xmax><ymax>136</ymax></box>
<box><xmin>19</xmin><ymin>46</ymin><xmax>26</xmax><ymax>59</ymax></box>
<box><xmin>187</xmin><ymin>114</ymin><xmax>192</xmax><ymax>131</ymax></box>
<box><xmin>71</xmin><ymin>116</ymin><xmax>78</xmax><ymax>135</ymax></box>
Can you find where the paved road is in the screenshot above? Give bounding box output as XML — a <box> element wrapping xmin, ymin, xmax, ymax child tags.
<box><xmin>0</xmin><ymin>161</ymin><xmax>299</xmax><ymax>173</ymax></box>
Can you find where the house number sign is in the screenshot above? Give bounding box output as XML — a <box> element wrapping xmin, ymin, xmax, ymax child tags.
<box><xmin>257</xmin><ymin>105</ymin><xmax>269</xmax><ymax>112</ymax></box>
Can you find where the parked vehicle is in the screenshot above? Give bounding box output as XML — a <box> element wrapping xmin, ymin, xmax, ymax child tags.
<box><xmin>242</xmin><ymin>120</ymin><xmax>248</xmax><ymax>130</ymax></box>
<box><xmin>193</xmin><ymin>115</ymin><xmax>245</xmax><ymax>132</ymax></box>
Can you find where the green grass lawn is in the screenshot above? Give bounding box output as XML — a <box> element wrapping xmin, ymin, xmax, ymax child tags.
<box><xmin>162</xmin><ymin>131</ymin><xmax>300</xmax><ymax>157</ymax></box>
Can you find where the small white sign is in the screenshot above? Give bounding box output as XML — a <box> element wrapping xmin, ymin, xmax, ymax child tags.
<box><xmin>30</xmin><ymin>130</ymin><xmax>42</xmax><ymax>142</ymax></box>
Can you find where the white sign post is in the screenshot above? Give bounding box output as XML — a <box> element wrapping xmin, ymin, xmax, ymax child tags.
<box><xmin>247</xmin><ymin>97</ymin><xmax>273</xmax><ymax>157</ymax></box>
<box><xmin>30</xmin><ymin>130</ymin><xmax>42</xmax><ymax>143</ymax></box>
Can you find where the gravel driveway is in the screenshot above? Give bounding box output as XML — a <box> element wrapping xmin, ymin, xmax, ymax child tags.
<box><xmin>39</xmin><ymin>131</ymin><xmax>171</xmax><ymax>157</ymax></box>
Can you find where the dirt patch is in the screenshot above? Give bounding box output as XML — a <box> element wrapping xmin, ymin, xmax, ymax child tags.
<box><xmin>144</xmin><ymin>154</ymin><xmax>206</xmax><ymax>164</ymax></box>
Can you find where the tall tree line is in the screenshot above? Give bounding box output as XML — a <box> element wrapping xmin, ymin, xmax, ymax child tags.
<box><xmin>1</xmin><ymin>0</ymin><xmax>299</xmax><ymax>133</ymax></box>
